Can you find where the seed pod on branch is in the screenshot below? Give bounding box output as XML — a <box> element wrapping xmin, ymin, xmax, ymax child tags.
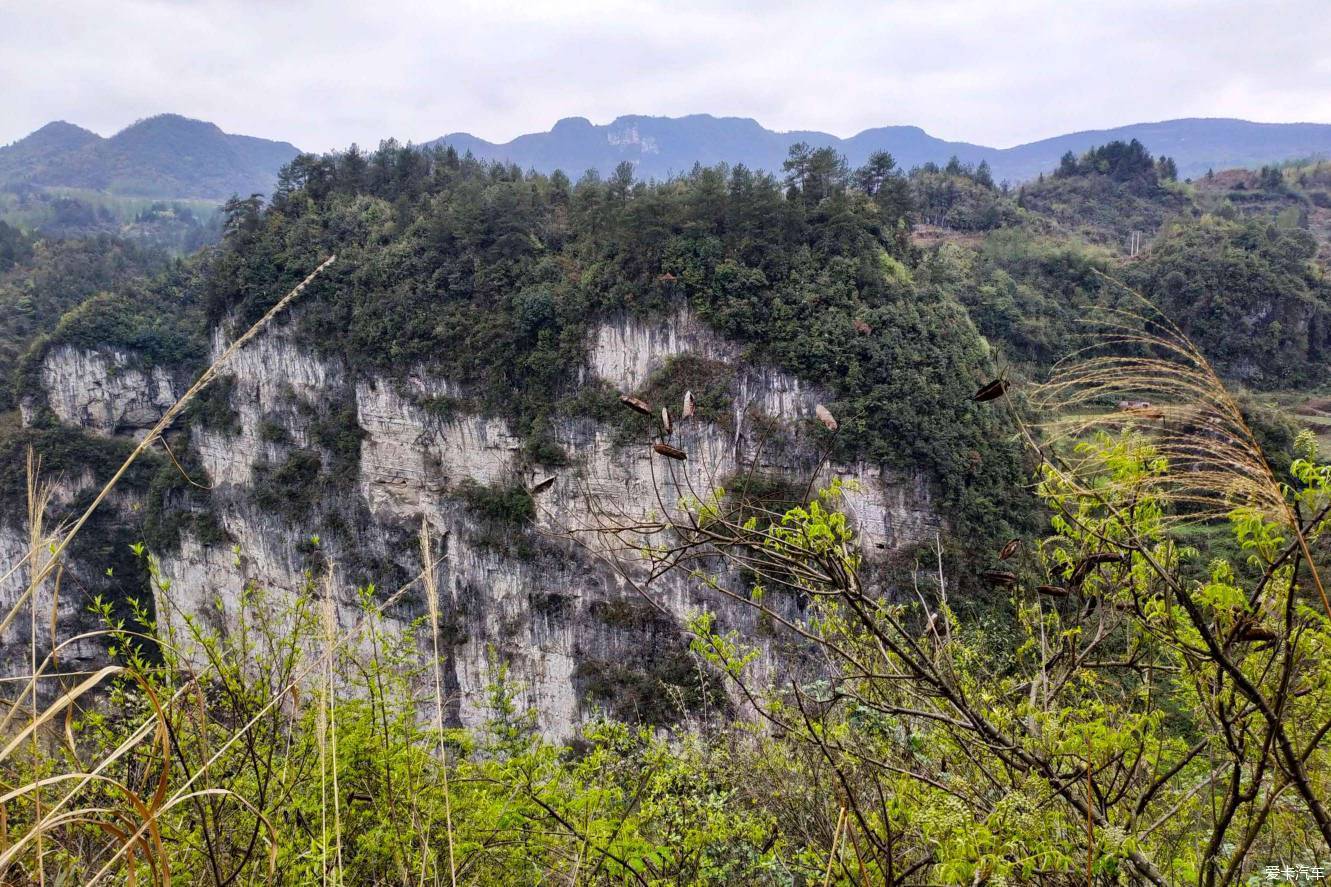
<box><xmin>620</xmin><ymin>394</ymin><xmax>652</xmax><ymax>416</ymax></box>
<box><xmin>1069</xmin><ymin>552</ymin><xmax>1126</xmax><ymax>588</ymax></box>
<box><xmin>652</xmin><ymin>443</ymin><xmax>687</xmax><ymax>461</ymax></box>
<box><xmin>1236</xmin><ymin>623</ymin><xmax>1277</xmax><ymax>643</ymax></box>
<box><xmin>972</xmin><ymin>378</ymin><xmax>1009</xmax><ymax>402</ymax></box>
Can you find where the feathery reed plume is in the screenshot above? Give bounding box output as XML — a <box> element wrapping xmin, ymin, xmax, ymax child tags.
<box><xmin>1032</xmin><ymin>274</ymin><xmax>1330</xmax><ymax>619</ymax></box>
<box><xmin>420</xmin><ymin>517</ymin><xmax>457</xmax><ymax>887</ymax></box>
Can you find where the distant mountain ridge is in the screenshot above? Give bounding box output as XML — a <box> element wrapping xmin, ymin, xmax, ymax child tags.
<box><xmin>6</xmin><ymin>113</ymin><xmax>1331</xmax><ymax>202</ymax></box>
<box><xmin>429</xmin><ymin>115</ymin><xmax>1331</xmax><ymax>183</ymax></box>
<box><xmin>0</xmin><ymin>114</ymin><xmax>300</xmax><ymax>200</ymax></box>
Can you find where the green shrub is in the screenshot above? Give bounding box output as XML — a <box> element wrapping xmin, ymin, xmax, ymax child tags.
<box><xmin>456</xmin><ymin>478</ymin><xmax>535</xmax><ymax>526</ymax></box>
<box><xmin>253</xmin><ymin>448</ymin><xmax>322</xmax><ymax>520</ymax></box>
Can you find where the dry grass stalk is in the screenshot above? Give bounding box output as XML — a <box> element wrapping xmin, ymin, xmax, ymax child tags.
<box><xmin>321</xmin><ymin>568</ymin><xmax>345</xmax><ymax>887</ymax></box>
<box><xmin>24</xmin><ymin>448</ymin><xmax>54</xmax><ymax>887</ymax></box>
<box><xmin>821</xmin><ymin>805</ymin><xmax>847</xmax><ymax>887</ymax></box>
<box><xmin>74</xmin><ymin>559</ymin><xmax>433</xmax><ymax>885</ymax></box>
<box><xmin>1035</xmin><ymin>305</ymin><xmax>1279</xmax><ymax>520</ymax></box>
<box><xmin>420</xmin><ymin>517</ymin><xmax>458</xmax><ymax>887</ymax></box>
<box><xmin>317</xmin><ymin>593</ymin><xmax>330</xmax><ymax>887</ymax></box>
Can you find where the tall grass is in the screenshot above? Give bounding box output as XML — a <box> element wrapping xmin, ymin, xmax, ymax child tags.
<box><xmin>0</xmin><ymin>257</ymin><xmax>334</xmax><ymax>884</ymax></box>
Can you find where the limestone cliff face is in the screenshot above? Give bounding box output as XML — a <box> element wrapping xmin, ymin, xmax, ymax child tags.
<box><xmin>20</xmin><ymin>310</ymin><xmax>941</xmax><ymax>735</ymax></box>
<box><xmin>23</xmin><ymin>345</ymin><xmax>179</xmax><ymax>435</ymax></box>
<box><xmin>587</xmin><ymin>311</ymin><xmax>940</xmax><ymax>553</ymax></box>
<box><xmin>0</xmin><ymin>473</ymin><xmax>142</xmax><ymax>687</ymax></box>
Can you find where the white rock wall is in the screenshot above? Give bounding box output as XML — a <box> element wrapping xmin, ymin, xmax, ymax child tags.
<box><xmin>28</xmin><ymin>346</ymin><xmax>178</xmax><ymax>435</ymax></box>
<box><xmin>28</xmin><ymin>308</ymin><xmax>942</xmax><ymax>737</ymax></box>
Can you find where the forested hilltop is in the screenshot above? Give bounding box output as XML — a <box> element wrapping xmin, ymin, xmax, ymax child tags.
<box><xmin>3</xmin><ymin>136</ymin><xmax>1331</xmax><ymax>883</ymax></box>
<box><xmin>211</xmin><ymin>141</ymin><xmax>1035</xmax><ymax>537</ymax></box>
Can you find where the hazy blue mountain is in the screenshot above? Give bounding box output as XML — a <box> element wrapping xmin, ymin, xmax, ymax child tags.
<box><xmin>429</xmin><ymin>114</ymin><xmax>1331</xmax><ymax>182</ymax></box>
<box><xmin>0</xmin><ymin>114</ymin><xmax>300</xmax><ymax>199</ymax></box>
<box><xmin>6</xmin><ymin>113</ymin><xmax>1329</xmax><ymax>202</ymax></box>
<box><xmin>427</xmin><ymin>114</ymin><xmax>986</xmax><ymax>181</ymax></box>
<box><xmin>992</xmin><ymin>119</ymin><xmax>1331</xmax><ymax>181</ymax></box>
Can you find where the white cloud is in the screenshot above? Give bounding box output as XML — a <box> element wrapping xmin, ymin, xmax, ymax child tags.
<box><xmin>2</xmin><ymin>0</ymin><xmax>1329</xmax><ymax>150</ymax></box>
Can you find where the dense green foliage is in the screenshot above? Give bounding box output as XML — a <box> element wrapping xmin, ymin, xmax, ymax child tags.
<box><xmin>2</xmin><ymin>135</ymin><xmax>1328</xmax><ymax>587</ymax></box>
<box><xmin>1131</xmin><ymin>216</ymin><xmax>1331</xmax><ymax>386</ymax></box>
<box><xmin>54</xmin><ymin>576</ymin><xmax>799</xmax><ymax>884</ymax></box>
<box><xmin>928</xmin><ymin>230</ymin><xmax>1117</xmax><ymax>366</ymax></box>
<box><xmin>0</xmin><ymin>187</ymin><xmax>222</xmax><ymax>253</ymax></box>
<box><xmin>0</xmin><ymin>219</ymin><xmax>32</xmax><ymax>272</ymax></box>
<box><xmin>1055</xmin><ymin>138</ymin><xmax>1174</xmax><ymax>183</ymax></box>
<box><xmin>911</xmin><ymin>156</ymin><xmax>1018</xmax><ymax>231</ymax></box>
<box><xmin>913</xmin><ymin>146</ymin><xmax>1331</xmax><ymax>390</ymax></box>
<box><xmin>1017</xmin><ymin>141</ymin><xmax>1191</xmax><ymax>246</ymax></box>
<box><xmin>455</xmin><ymin>477</ymin><xmax>536</xmax><ymax>525</ymax></box>
<box><xmin>4</xmin><ymin>135</ymin><xmax>1330</xmax><ymax>615</ymax></box>
<box><xmin>6</xmin><ymin>125</ymin><xmax>1331</xmax><ymax>884</ymax></box>
<box><xmin>253</xmin><ymin>448</ymin><xmax>324</xmax><ymax>521</ymax></box>
<box><xmin>0</xmin><ymin>420</ymin><xmax>160</xmax><ymax>619</ymax></box>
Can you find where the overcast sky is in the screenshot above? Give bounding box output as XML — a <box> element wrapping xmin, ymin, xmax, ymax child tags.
<box><xmin>4</xmin><ymin>0</ymin><xmax>1331</xmax><ymax>152</ymax></box>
